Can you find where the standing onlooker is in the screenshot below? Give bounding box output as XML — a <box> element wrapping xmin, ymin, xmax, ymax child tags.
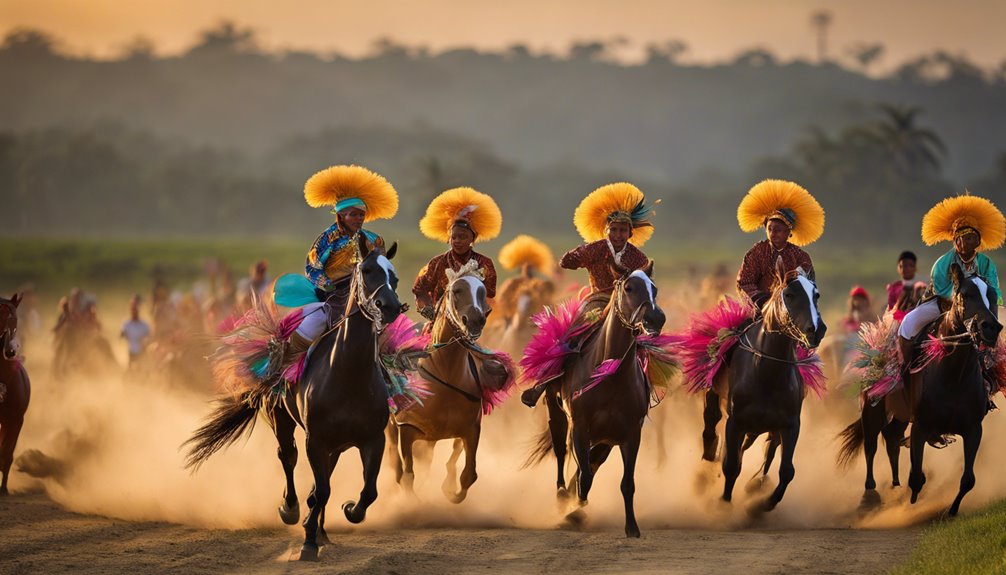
<box><xmin>885</xmin><ymin>251</ymin><xmax>918</xmax><ymax>312</ymax></box>
<box><xmin>121</xmin><ymin>295</ymin><xmax>151</xmax><ymax>369</ymax></box>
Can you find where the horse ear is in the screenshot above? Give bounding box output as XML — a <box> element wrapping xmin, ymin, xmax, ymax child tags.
<box><xmin>950</xmin><ymin>263</ymin><xmax>964</xmax><ymax>291</ymax></box>
<box><xmin>642</xmin><ymin>260</ymin><xmax>654</xmax><ymax>278</ymax></box>
<box><xmin>386</xmin><ymin>241</ymin><xmax>398</xmax><ymax>261</ymax></box>
<box><xmin>357</xmin><ymin>232</ymin><xmax>371</xmax><ymax>259</ymax></box>
<box><xmin>11</xmin><ymin>293</ymin><xmax>21</xmax><ymax>307</ymax></box>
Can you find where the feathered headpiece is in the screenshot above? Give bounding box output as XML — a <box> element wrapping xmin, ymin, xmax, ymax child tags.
<box><xmin>573</xmin><ymin>183</ymin><xmax>658</xmax><ymax>247</ymax></box>
<box><xmin>921</xmin><ymin>193</ymin><xmax>1005</xmax><ymax>251</ymax></box>
<box><xmin>737</xmin><ymin>179</ymin><xmax>825</xmax><ymax>246</ymax></box>
<box><xmin>420</xmin><ymin>187</ymin><xmax>502</xmax><ymax>243</ymax></box>
<box><xmin>498</xmin><ymin>235</ymin><xmax>555</xmax><ymax>275</ymax></box>
<box><xmin>303</xmin><ymin>165</ymin><xmax>399</xmax><ymax>222</ymax></box>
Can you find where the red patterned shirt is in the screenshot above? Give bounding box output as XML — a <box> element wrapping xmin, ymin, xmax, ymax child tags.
<box><xmin>736</xmin><ymin>240</ymin><xmax>814</xmax><ymax>305</ymax></box>
<box><xmin>560</xmin><ymin>240</ymin><xmax>650</xmax><ymax>294</ymax></box>
<box><xmin>413</xmin><ymin>250</ymin><xmax>497</xmax><ymax>307</ymax></box>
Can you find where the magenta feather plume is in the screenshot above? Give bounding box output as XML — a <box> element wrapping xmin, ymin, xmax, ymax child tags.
<box><xmin>669</xmin><ymin>297</ymin><xmax>752</xmax><ymax>393</ymax></box>
<box><xmin>796</xmin><ymin>347</ymin><xmax>826</xmax><ymax>397</ymax></box>
<box><xmin>519</xmin><ymin>296</ymin><xmax>589</xmax><ymax>388</ymax></box>
<box><xmin>481</xmin><ymin>351</ymin><xmax>518</xmax><ymax>415</ymax></box>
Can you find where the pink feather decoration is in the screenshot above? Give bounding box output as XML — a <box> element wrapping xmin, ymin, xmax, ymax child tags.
<box><xmin>481</xmin><ymin>351</ymin><xmax>518</xmax><ymax>415</ymax></box>
<box><xmin>519</xmin><ymin>296</ymin><xmax>593</xmax><ymax>388</ymax></box>
<box><xmin>796</xmin><ymin>347</ymin><xmax>826</xmax><ymax>397</ymax></box>
<box><xmin>669</xmin><ymin>297</ymin><xmax>752</xmax><ymax>393</ymax></box>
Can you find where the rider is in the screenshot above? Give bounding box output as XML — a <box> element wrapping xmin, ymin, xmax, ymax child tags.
<box><xmin>495</xmin><ymin>234</ymin><xmax>556</xmax><ymax>326</ymax></box>
<box><xmin>413</xmin><ymin>187</ymin><xmax>501</xmax><ymax>323</ymax></box>
<box><xmin>559</xmin><ymin>182</ymin><xmax>656</xmax><ymax>315</ymax></box>
<box><xmin>736</xmin><ymin>180</ymin><xmax>823</xmax><ymax>313</ymax></box>
<box><xmin>277</xmin><ymin>165</ymin><xmax>398</xmax><ymax>355</ymax></box>
<box><xmin>897</xmin><ymin>195</ymin><xmax>1003</xmax><ymax>368</ymax></box>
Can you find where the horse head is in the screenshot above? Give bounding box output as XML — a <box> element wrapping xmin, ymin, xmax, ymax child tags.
<box><xmin>0</xmin><ymin>293</ymin><xmax>21</xmax><ymax>360</ymax></box>
<box><xmin>613</xmin><ymin>261</ymin><xmax>666</xmax><ymax>336</ymax></box>
<box><xmin>444</xmin><ymin>260</ymin><xmax>490</xmax><ymax>340</ymax></box>
<box><xmin>765</xmin><ymin>258</ymin><xmax>826</xmax><ymax>349</ymax></box>
<box><xmin>356</xmin><ymin>235</ymin><xmax>405</xmax><ymax>328</ymax></box>
<box><xmin>949</xmin><ymin>263</ymin><xmax>1002</xmax><ymax>346</ymax></box>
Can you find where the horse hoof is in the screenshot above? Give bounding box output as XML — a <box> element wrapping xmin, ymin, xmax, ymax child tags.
<box><xmin>318</xmin><ymin>531</ymin><xmax>333</xmax><ymax>546</ymax></box>
<box><xmin>562</xmin><ymin>508</ymin><xmax>587</xmax><ymax>529</ymax></box>
<box><xmin>0</xmin><ymin>487</ymin><xmax>8</xmax><ymax>497</ymax></box>
<box><xmin>910</xmin><ymin>492</ymin><xmax>919</xmax><ymax>504</ymax></box>
<box><xmin>625</xmin><ymin>525</ymin><xmax>641</xmax><ymax>538</ymax></box>
<box><xmin>556</xmin><ymin>486</ymin><xmax>571</xmax><ymax>501</ymax></box>
<box><xmin>858</xmin><ymin>490</ymin><xmax>881</xmax><ymax>511</ymax></box>
<box><xmin>892</xmin><ymin>480</ymin><xmax>901</xmax><ymax>487</ymax></box>
<box><xmin>446</xmin><ymin>491</ymin><xmax>467</xmax><ymax>505</ymax></box>
<box><xmin>342</xmin><ymin>500</ymin><xmax>365</xmax><ymax>524</ymax></box>
<box><xmin>278</xmin><ymin>501</ymin><xmax>300</xmax><ymax>525</ymax></box>
<box><xmin>297</xmin><ymin>543</ymin><xmax>319</xmax><ymax>562</ymax></box>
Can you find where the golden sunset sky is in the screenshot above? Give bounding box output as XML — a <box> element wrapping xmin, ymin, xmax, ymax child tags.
<box><xmin>3</xmin><ymin>0</ymin><xmax>1005</xmax><ymax>70</ymax></box>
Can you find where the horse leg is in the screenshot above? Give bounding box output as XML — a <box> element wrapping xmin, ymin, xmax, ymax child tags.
<box><xmin>268</xmin><ymin>406</ymin><xmax>300</xmax><ymax>525</ymax></box>
<box><xmin>862</xmin><ymin>402</ymin><xmax>884</xmax><ymax>491</ymax></box>
<box><xmin>0</xmin><ymin>417</ymin><xmax>23</xmax><ymax>496</ymax></box>
<box><xmin>620</xmin><ymin>430</ymin><xmax>642</xmax><ymax>538</ymax></box>
<box><xmin>317</xmin><ymin>452</ymin><xmax>341</xmax><ymax>546</ymax></box>
<box><xmin>571</xmin><ymin>427</ymin><xmax>594</xmax><ymax>505</ymax></box>
<box><xmin>702</xmin><ymin>390</ymin><xmax>722</xmax><ymax>462</ymax></box>
<box><xmin>545</xmin><ymin>390</ymin><xmax>569</xmax><ymax>495</ymax></box>
<box><xmin>721</xmin><ymin>417</ymin><xmax>743</xmax><ymax>502</ymax></box>
<box><xmin>398</xmin><ymin>425</ymin><xmax>420</xmax><ymax>495</ymax></box>
<box><xmin>882</xmin><ymin>418</ymin><xmax>909</xmax><ymax>487</ymax></box>
<box><xmin>448</xmin><ymin>427</ymin><xmax>481</xmax><ymax>504</ymax></box>
<box><xmin>441</xmin><ymin>438</ymin><xmax>463</xmax><ymax>500</ymax></box>
<box><xmin>385</xmin><ymin>421</ymin><xmax>403</xmax><ymax>485</ymax></box>
<box><xmin>298</xmin><ymin>440</ymin><xmax>331</xmax><ymax>561</ymax></box>
<box><xmin>761</xmin><ymin>433</ymin><xmax>780</xmax><ymax>477</ymax></box>
<box><xmin>343</xmin><ymin>434</ymin><xmax>384</xmax><ymax>524</ymax></box>
<box><xmin>764</xmin><ymin>423</ymin><xmax>800</xmax><ymax>511</ymax></box>
<box><xmin>949</xmin><ymin>424</ymin><xmax>982</xmax><ymax>517</ymax></box>
<box><xmin>589</xmin><ymin>444</ymin><xmax>613</xmax><ymax>474</ymax></box>
<box><xmin>908</xmin><ymin>424</ymin><xmax>927</xmax><ymax>504</ymax></box>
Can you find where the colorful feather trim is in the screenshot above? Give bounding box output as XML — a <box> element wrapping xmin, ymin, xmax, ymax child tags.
<box><xmin>848</xmin><ymin>316</ymin><xmax>902</xmax><ymax>401</ymax></box>
<box><xmin>636</xmin><ymin>333</ymin><xmax>683</xmax><ymax>403</ymax></box>
<box><xmin>379</xmin><ymin>314</ymin><xmax>432</xmax><ymax>414</ymax></box>
<box><xmin>519</xmin><ymin>296</ymin><xmax>596</xmax><ymax>388</ymax></box>
<box><xmin>670</xmin><ymin>297</ymin><xmax>751</xmax><ymax>393</ymax></box>
<box><xmin>478</xmin><ymin>349</ymin><xmax>518</xmax><ymax>415</ymax></box>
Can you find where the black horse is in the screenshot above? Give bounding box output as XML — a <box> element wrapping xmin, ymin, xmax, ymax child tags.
<box><xmin>186</xmin><ymin>235</ymin><xmax>405</xmax><ymax>560</ymax></box>
<box><xmin>1</xmin><ymin>294</ymin><xmax>30</xmax><ymax>495</ymax></box>
<box><xmin>702</xmin><ymin>259</ymin><xmax>826</xmax><ymax>510</ymax></box>
<box><xmin>840</xmin><ymin>264</ymin><xmax>1001</xmax><ymax>516</ymax></box>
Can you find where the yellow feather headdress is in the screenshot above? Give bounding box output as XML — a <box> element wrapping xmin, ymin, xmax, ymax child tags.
<box><xmin>419</xmin><ymin>187</ymin><xmax>502</xmax><ymax>243</ymax></box>
<box><xmin>737</xmin><ymin>179</ymin><xmax>825</xmax><ymax>247</ymax></box>
<box><xmin>921</xmin><ymin>193</ymin><xmax>1005</xmax><ymax>251</ymax></box>
<box><xmin>573</xmin><ymin>182</ymin><xmax>657</xmax><ymax>247</ymax></box>
<box><xmin>498</xmin><ymin>235</ymin><xmax>555</xmax><ymax>274</ymax></box>
<box><xmin>303</xmin><ymin>165</ymin><xmax>399</xmax><ymax>222</ymax></box>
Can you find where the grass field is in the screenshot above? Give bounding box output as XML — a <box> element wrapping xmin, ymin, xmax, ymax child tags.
<box><xmin>890</xmin><ymin>500</ymin><xmax>1006</xmax><ymax>575</ymax></box>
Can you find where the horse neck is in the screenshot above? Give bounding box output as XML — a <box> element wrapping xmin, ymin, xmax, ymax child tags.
<box><xmin>935</xmin><ymin>304</ymin><xmax>981</xmax><ymax>368</ymax></box>
<box><xmin>335</xmin><ymin>284</ymin><xmax>379</xmax><ymax>365</ymax></box>
<box><xmin>597</xmin><ymin>299</ymin><xmax>636</xmax><ymax>361</ymax></box>
<box><xmin>424</xmin><ymin>309</ymin><xmax>470</xmax><ymax>380</ymax></box>
<box><xmin>751</xmin><ymin>320</ymin><xmax>798</xmax><ymax>365</ymax></box>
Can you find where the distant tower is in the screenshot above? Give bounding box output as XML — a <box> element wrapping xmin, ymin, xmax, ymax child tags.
<box><xmin>810</xmin><ymin>10</ymin><xmax>833</xmax><ymax>63</ymax></box>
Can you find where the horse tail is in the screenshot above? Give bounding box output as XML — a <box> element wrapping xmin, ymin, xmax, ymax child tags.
<box><xmin>836</xmin><ymin>417</ymin><xmax>865</xmax><ymax>469</ymax></box>
<box><xmin>183</xmin><ymin>391</ymin><xmax>262</xmax><ymax>471</ymax></box>
<box><xmin>521</xmin><ymin>426</ymin><xmax>555</xmax><ymax>469</ymax></box>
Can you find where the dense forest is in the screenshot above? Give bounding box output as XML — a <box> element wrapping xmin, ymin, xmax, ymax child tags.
<box><xmin>1</xmin><ymin>23</ymin><xmax>1004</xmax><ymax>246</ymax></box>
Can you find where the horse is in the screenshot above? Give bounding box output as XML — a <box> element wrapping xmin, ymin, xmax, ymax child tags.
<box><xmin>388</xmin><ymin>266</ymin><xmax>512</xmax><ymax>503</ymax></box>
<box><xmin>185</xmin><ymin>235</ymin><xmax>405</xmax><ymax>561</ymax></box>
<box><xmin>498</xmin><ymin>277</ymin><xmax>555</xmax><ymax>360</ymax></box>
<box><xmin>701</xmin><ymin>260</ymin><xmax>826</xmax><ymax>510</ymax></box>
<box><xmin>526</xmin><ymin>266</ymin><xmax>665</xmax><ymax>537</ymax></box>
<box><xmin>838</xmin><ymin>264</ymin><xmax>1001</xmax><ymax>516</ymax></box>
<box><xmin>0</xmin><ymin>293</ymin><xmax>30</xmax><ymax>495</ymax></box>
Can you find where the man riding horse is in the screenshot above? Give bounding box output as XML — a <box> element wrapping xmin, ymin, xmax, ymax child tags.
<box><xmin>520</xmin><ymin>182</ymin><xmax>658</xmax><ymax>407</ymax></box>
<box><xmin>493</xmin><ymin>234</ymin><xmax>556</xmax><ymax>330</ymax></box>
<box><xmin>736</xmin><ymin>180</ymin><xmax>821</xmax><ymax>314</ymax></box>
<box><xmin>413</xmin><ymin>187</ymin><xmax>501</xmax><ymax>325</ymax></box>
<box><xmin>897</xmin><ymin>194</ymin><xmax>1003</xmax><ymax>390</ymax></box>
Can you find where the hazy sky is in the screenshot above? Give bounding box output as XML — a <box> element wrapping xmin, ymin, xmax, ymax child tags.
<box><xmin>4</xmin><ymin>0</ymin><xmax>1006</xmax><ymax>70</ymax></box>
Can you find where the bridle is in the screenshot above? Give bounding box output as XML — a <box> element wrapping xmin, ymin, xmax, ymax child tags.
<box><xmin>350</xmin><ymin>256</ymin><xmax>399</xmax><ymax>335</ymax></box>
<box><xmin>436</xmin><ymin>275</ymin><xmax>487</xmax><ymax>346</ymax></box>
<box><xmin>0</xmin><ymin>300</ymin><xmax>18</xmax><ymax>360</ymax></box>
<box><xmin>761</xmin><ymin>277</ymin><xmax>818</xmax><ymax>351</ymax></box>
<box><xmin>611</xmin><ymin>277</ymin><xmax>657</xmax><ymax>335</ymax></box>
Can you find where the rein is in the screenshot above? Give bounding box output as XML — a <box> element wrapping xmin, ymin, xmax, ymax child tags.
<box><xmin>611</xmin><ymin>278</ymin><xmax>653</xmax><ymax>335</ymax></box>
<box><xmin>736</xmin><ymin>325</ymin><xmax>818</xmax><ymax>367</ymax></box>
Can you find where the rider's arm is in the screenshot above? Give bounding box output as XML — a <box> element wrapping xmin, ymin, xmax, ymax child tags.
<box><xmin>736</xmin><ymin>246</ymin><xmax>765</xmax><ymax>305</ymax></box>
<box><xmin>559</xmin><ymin>245</ymin><xmax>587</xmax><ymax>270</ymax></box>
<box><xmin>481</xmin><ymin>257</ymin><xmax>498</xmax><ymax>299</ymax></box>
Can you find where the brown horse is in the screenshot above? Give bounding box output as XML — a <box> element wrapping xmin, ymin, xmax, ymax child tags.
<box><xmin>389</xmin><ymin>269</ymin><xmax>512</xmax><ymax>503</ymax></box>
<box><xmin>185</xmin><ymin>236</ymin><xmax>406</xmax><ymax>560</ymax></box>
<box><xmin>1</xmin><ymin>294</ymin><xmax>30</xmax><ymax>495</ymax></box>
<box><xmin>527</xmin><ymin>267</ymin><xmax>665</xmax><ymax>537</ymax></box>
<box><xmin>498</xmin><ymin>276</ymin><xmax>555</xmax><ymax>360</ymax></box>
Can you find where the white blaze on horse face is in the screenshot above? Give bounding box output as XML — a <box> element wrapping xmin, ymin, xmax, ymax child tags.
<box><xmin>793</xmin><ymin>275</ymin><xmax>820</xmax><ymax>330</ymax></box>
<box><xmin>376</xmin><ymin>255</ymin><xmax>395</xmax><ymax>290</ymax></box>
<box><xmin>458</xmin><ymin>276</ymin><xmax>485</xmax><ymax>313</ymax></box>
<box><xmin>629</xmin><ymin>270</ymin><xmax>656</xmax><ymax>305</ymax></box>
<box><xmin>972</xmin><ymin>276</ymin><xmax>991</xmax><ymax>310</ymax></box>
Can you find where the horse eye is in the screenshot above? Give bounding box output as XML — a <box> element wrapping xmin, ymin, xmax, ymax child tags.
<box><xmin>625</xmin><ymin>286</ymin><xmax>633</xmax><ymax>292</ymax></box>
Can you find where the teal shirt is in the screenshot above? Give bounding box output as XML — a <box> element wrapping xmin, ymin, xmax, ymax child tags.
<box><xmin>930</xmin><ymin>249</ymin><xmax>1001</xmax><ymax>305</ymax></box>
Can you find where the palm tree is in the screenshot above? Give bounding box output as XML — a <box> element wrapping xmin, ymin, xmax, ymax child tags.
<box><xmin>872</xmin><ymin>105</ymin><xmax>947</xmax><ymax>177</ymax></box>
<box><xmin>809</xmin><ymin>11</ymin><xmax>833</xmax><ymax>63</ymax></box>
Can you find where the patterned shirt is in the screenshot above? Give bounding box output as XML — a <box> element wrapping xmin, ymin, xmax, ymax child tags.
<box><xmin>306</xmin><ymin>224</ymin><xmax>385</xmax><ymax>291</ymax></box>
<box><xmin>736</xmin><ymin>240</ymin><xmax>814</xmax><ymax>304</ymax></box>
<box><xmin>413</xmin><ymin>250</ymin><xmax>498</xmax><ymax>307</ymax></box>
<box><xmin>559</xmin><ymin>240</ymin><xmax>649</xmax><ymax>294</ymax></box>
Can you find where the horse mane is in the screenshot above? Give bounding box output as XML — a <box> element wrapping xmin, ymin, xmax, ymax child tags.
<box><xmin>762</xmin><ymin>265</ymin><xmax>812</xmax><ymax>332</ymax></box>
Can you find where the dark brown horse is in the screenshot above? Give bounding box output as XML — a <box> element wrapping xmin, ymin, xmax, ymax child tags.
<box><xmin>527</xmin><ymin>267</ymin><xmax>665</xmax><ymax>537</ymax></box>
<box><xmin>389</xmin><ymin>270</ymin><xmax>506</xmax><ymax>503</ymax></box>
<box><xmin>839</xmin><ymin>265</ymin><xmax>1001</xmax><ymax>516</ymax></box>
<box><xmin>185</xmin><ymin>236</ymin><xmax>405</xmax><ymax>560</ymax></box>
<box><xmin>1</xmin><ymin>294</ymin><xmax>30</xmax><ymax>495</ymax></box>
<box><xmin>702</xmin><ymin>261</ymin><xmax>826</xmax><ymax>511</ymax></box>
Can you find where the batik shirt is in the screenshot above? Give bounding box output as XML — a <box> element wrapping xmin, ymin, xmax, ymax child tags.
<box><xmin>305</xmin><ymin>223</ymin><xmax>385</xmax><ymax>291</ymax></box>
<box><xmin>736</xmin><ymin>240</ymin><xmax>814</xmax><ymax>305</ymax></box>
<box><xmin>559</xmin><ymin>239</ymin><xmax>649</xmax><ymax>294</ymax></box>
<box><xmin>413</xmin><ymin>250</ymin><xmax>497</xmax><ymax>307</ymax></box>
<box><xmin>930</xmin><ymin>249</ymin><xmax>1001</xmax><ymax>305</ymax></box>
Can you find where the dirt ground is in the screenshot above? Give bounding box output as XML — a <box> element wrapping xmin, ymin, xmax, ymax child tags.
<box><xmin>0</xmin><ymin>491</ymin><xmax>920</xmax><ymax>575</ymax></box>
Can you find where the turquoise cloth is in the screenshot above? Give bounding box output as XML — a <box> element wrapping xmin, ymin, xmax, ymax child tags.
<box><xmin>273</xmin><ymin>273</ymin><xmax>321</xmax><ymax>307</ymax></box>
<box><xmin>930</xmin><ymin>249</ymin><xmax>1001</xmax><ymax>305</ymax></box>
<box><xmin>334</xmin><ymin>197</ymin><xmax>366</xmax><ymax>213</ymax></box>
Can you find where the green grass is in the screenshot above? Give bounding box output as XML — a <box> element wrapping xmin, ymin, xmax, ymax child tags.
<box><xmin>891</xmin><ymin>500</ymin><xmax>1006</xmax><ymax>575</ymax></box>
